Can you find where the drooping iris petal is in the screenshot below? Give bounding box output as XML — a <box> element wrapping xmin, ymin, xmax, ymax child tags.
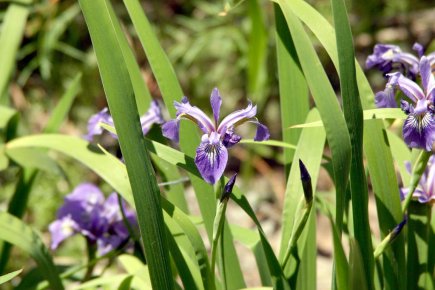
<box><xmin>217</xmin><ymin>102</ymin><xmax>257</xmax><ymax>133</ymax></box>
<box><xmin>402</xmin><ymin>112</ymin><xmax>435</xmax><ymax>151</ymax></box>
<box><xmin>49</xmin><ymin>215</ymin><xmax>79</xmax><ymax>249</ymax></box>
<box><xmin>375</xmin><ymin>86</ymin><xmax>397</xmax><ymax>108</ymax></box>
<box><xmin>253</xmin><ymin>121</ymin><xmax>270</xmax><ymax>141</ymax></box>
<box><xmin>162</xmin><ymin>119</ymin><xmax>180</xmax><ymax>142</ymax></box>
<box><xmin>65</xmin><ymin>183</ymin><xmax>105</xmax><ymax>211</ymax></box>
<box><xmin>210</xmin><ymin>88</ymin><xmax>222</xmax><ymax>125</ymax></box>
<box><xmin>175</xmin><ymin>97</ymin><xmax>215</xmax><ymax>133</ymax></box>
<box><xmin>85</xmin><ymin>108</ymin><xmax>113</xmax><ymax>141</ymax></box>
<box><xmin>140</xmin><ymin>100</ymin><xmax>164</xmax><ymax>135</ymax></box>
<box><xmin>195</xmin><ymin>132</ymin><xmax>228</xmax><ymax>184</ymax></box>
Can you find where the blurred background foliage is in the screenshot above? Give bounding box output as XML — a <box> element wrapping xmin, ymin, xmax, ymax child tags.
<box><xmin>0</xmin><ymin>0</ymin><xmax>434</xmax><ymax>283</ymax></box>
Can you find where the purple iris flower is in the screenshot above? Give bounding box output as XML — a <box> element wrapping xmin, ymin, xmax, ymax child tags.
<box><xmin>49</xmin><ymin>183</ymin><xmax>137</xmax><ymax>255</ymax></box>
<box><xmin>401</xmin><ymin>156</ymin><xmax>435</xmax><ymax>204</ymax></box>
<box><xmin>162</xmin><ymin>88</ymin><xmax>270</xmax><ymax>184</ymax></box>
<box><xmin>366</xmin><ymin>44</ymin><xmax>419</xmax><ymax>78</ymax></box>
<box><xmin>85</xmin><ymin>100</ymin><xmax>164</xmax><ymax>141</ymax></box>
<box><xmin>383</xmin><ymin>56</ymin><xmax>435</xmax><ymax>151</ymax></box>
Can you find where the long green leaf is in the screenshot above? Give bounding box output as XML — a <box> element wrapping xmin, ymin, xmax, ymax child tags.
<box><xmin>0</xmin><ymin>269</ymin><xmax>22</xmax><ymax>285</ymax></box>
<box><xmin>279</xmin><ymin>109</ymin><xmax>325</xmax><ymax>290</ymax></box>
<box><xmin>43</xmin><ymin>73</ymin><xmax>82</xmax><ymax>133</ymax></box>
<box><xmin>331</xmin><ymin>0</ymin><xmax>373</xmax><ymax>287</ymax></box>
<box><xmin>0</xmin><ymin>1</ymin><xmax>32</xmax><ymax>103</ymax></box>
<box><xmin>0</xmin><ymin>212</ymin><xmax>63</xmax><ymax>289</ymax></box>
<box><xmin>79</xmin><ymin>0</ymin><xmax>174</xmax><ymax>289</ymax></box>
<box><xmin>274</xmin><ymin>4</ymin><xmax>309</xmax><ymax>175</ymax></box>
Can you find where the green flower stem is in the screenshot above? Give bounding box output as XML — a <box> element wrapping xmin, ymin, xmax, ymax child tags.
<box><xmin>373</xmin><ymin>150</ymin><xmax>431</xmax><ymax>259</ymax></box>
<box><xmin>281</xmin><ymin>197</ymin><xmax>313</xmax><ymax>269</ymax></box>
<box><xmin>211</xmin><ymin>198</ymin><xmax>229</xmax><ymax>286</ymax></box>
<box><xmin>402</xmin><ymin>151</ymin><xmax>431</xmax><ymax>212</ymax></box>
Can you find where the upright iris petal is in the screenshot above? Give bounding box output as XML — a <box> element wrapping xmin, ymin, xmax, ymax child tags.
<box><xmin>162</xmin><ymin>88</ymin><xmax>269</xmax><ymax>184</ymax></box>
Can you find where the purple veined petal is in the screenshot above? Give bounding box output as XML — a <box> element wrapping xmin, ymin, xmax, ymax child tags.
<box><xmin>174</xmin><ymin>96</ymin><xmax>215</xmax><ymax>134</ymax></box>
<box><xmin>217</xmin><ymin>101</ymin><xmax>257</xmax><ymax>133</ymax></box>
<box><xmin>428</xmin><ymin>52</ymin><xmax>435</xmax><ymax>67</ymax></box>
<box><xmin>390</xmin><ymin>72</ymin><xmax>425</xmax><ymax>102</ymax></box>
<box><xmin>414</xmin><ymin>99</ymin><xmax>430</xmax><ymax>115</ymax></box>
<box><xmin>413</xmin><ymin>188</ymin><xmax>429</xmax><ymax>203</ymax></box>
<box><xmin>413</xmin><ymin>43</ymin><xmax>425</xmax><ymax>57</ymax></box>
<box><xmin>49</xmin><ymin>215</ymin><xmax>79</xmax><ymax>249</ymax></box>
<box><xmin>419</xmin><ymin>56</ymin><xmax>435</xmax><ymax>98</ymax></box>
<box><xmin>366</xmin><ymin>44</ymin><xmax>401</xmax><ymax>70</ymax></box>
<box><xmin>400</xmin><ymin>100</ymin><xmax>414</xmax><ymax>114</ymax></box>
<box><xmin>85</xmin><ymin>108</ymin><xmax>113</xmax><ymax>141</ymax></box>
<box><xmin>162</xmin><ymin>119</ymin><xmax>180</xmax><ymax>142</ymax></box>
<box><xmin>402</xmin><ymin>112</ymin><xmax>435</xmax><ymax>151</ymax></box>
<box><xmin>140</xmin><ymin>100</ymin><xmax>164</xmax><ymax>135</ymax></box>
<box><xmin>375</xmin><ymin>85</ymin><xmax>397</xmax><ymax>108</ymax></box>
<box><xmin>194</xmin><ymin>132</ymin><xmax>228</xmax><ymax>184</ymax></box>
<box><xmin>97</xmin><ymin>235</ymin><xmax>125</xmax><ymax>256</ymax></box>
<box><xmin>210</xmin><ymin>88</ymin><xmax>222</xmax><ymax>126</ymax></box>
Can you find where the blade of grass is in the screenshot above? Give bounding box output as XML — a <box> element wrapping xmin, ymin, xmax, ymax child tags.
<box><xmin>330</xmin><ymin>0</ymin><xmax>373</xmax><ymax>288</ymax></box>
<box><xmin>43</xmin><ymin>73</ymin><xmax>82</xmax><ymax>133</ymax></box>
<box><xmin>0</xmin><ymin>0</ymin><xmax>32</xmax><ymax>104</ymax></box>
<box><xmin>79</xmin><ymin>0</ymin><xmax>174</xmax><ymax>288</ymax></box>
<box><xmin>0</xmin><ymin>212</ymin><xmax>63</xmax><ymax>289</ymax></box>
<box><xmin>274</xmin><ymin>5</ymin><xmax>309</xmax><ymax>176</ymax></box>
<box><xmin>0</xmin><ymin>269</ymin><xmax>22</xmax><ymax>285</ymax></box>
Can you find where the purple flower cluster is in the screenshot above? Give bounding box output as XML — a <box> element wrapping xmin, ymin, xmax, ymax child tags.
<box><xmin>49</xmin><ymin>183</ymin><xmax>137</xmax><ymax>255</ymax></box>
<box><xmin>85</xmin><ymin>100</ymin><xmax>164</xmax><ymax>141</ymax></box>
<box><xmin>162</xmin><ymin>88</ymin><xmax>269</xmax><ymax>184</ymax></box>
<box><xmin>401</xmin><ymin>156</ymin><xmax>435</xmax><ymax>204</ymax></box>
<box><xmin>367</xmin><ymin>43</ymin><xmax>435</xmax><ymax>151</ymax></box>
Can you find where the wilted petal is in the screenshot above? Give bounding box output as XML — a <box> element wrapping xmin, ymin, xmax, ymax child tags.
<box><xmin>85</xmin><ymin>108</ymin><xmax>113</xmax><ymax>141</ymax></box>
<box><xmin>217</xmin><ymin>102</ymin><xmax>257</xmax><ymax>133</ymax></box>
<box><xmin>49</xmin><ymin>215</ymin><xmax>79</xmax><ymax>249</ymax></box>
<box><xmin>162</xmin><ymin>119</ymin><xmax>180</xmax><ymax>142</ymax></box>
<box><xmin>140</xmin><ymin>100</ymin><xmax>164</xmax><ymax>135</ymax></box>
<box><xmin>195</xmin><ymin>132</ymin><xmax>228</xmax><ymax>184</ymax></box>
<box><xmin>210</xmin><ymin>88</ymin><xmax>222</xmax><ymax>125</ymax></box>
<box><xmin>402</xmin><ymin>112</ymin><xmax>435</xmax><ymax>151</ymax></box>
<box><xmin>175</xmin><ymin>97</ymin><xmax>215</xmax><ymax>133</ymax></box>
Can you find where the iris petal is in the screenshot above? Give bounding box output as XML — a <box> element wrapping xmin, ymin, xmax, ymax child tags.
<box><xmin>162</xmin><ymin>119</ymin><xmax>180</xmax><ymax>142</ymax></box>
<box><xmin>402</xmin><ymin>112</ymin><xmax>435</xmax><ymax>151</ymax></box>
<box><xmin>175</xmin><ymin>97</ymin><xmax>215</xmax><ymax>133</ymax></box>
<box><xmin>217</xmin><ymin>102</ymin><xmax>257</xmax><ymax>133</ymax></box>
<box><xmin>195</xmin><ymin>133</ymin><xmax>228</xmax><ymax>184</ymax></box>
<box><xmin>210</xmin><ymin>88</ymin><xmax>222</xmax><ymax>125</ymax></box>
<box><xmin>375</xmin><ymin>86</ymin><xmax>397</xmax><ymax>108</ymax></box>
